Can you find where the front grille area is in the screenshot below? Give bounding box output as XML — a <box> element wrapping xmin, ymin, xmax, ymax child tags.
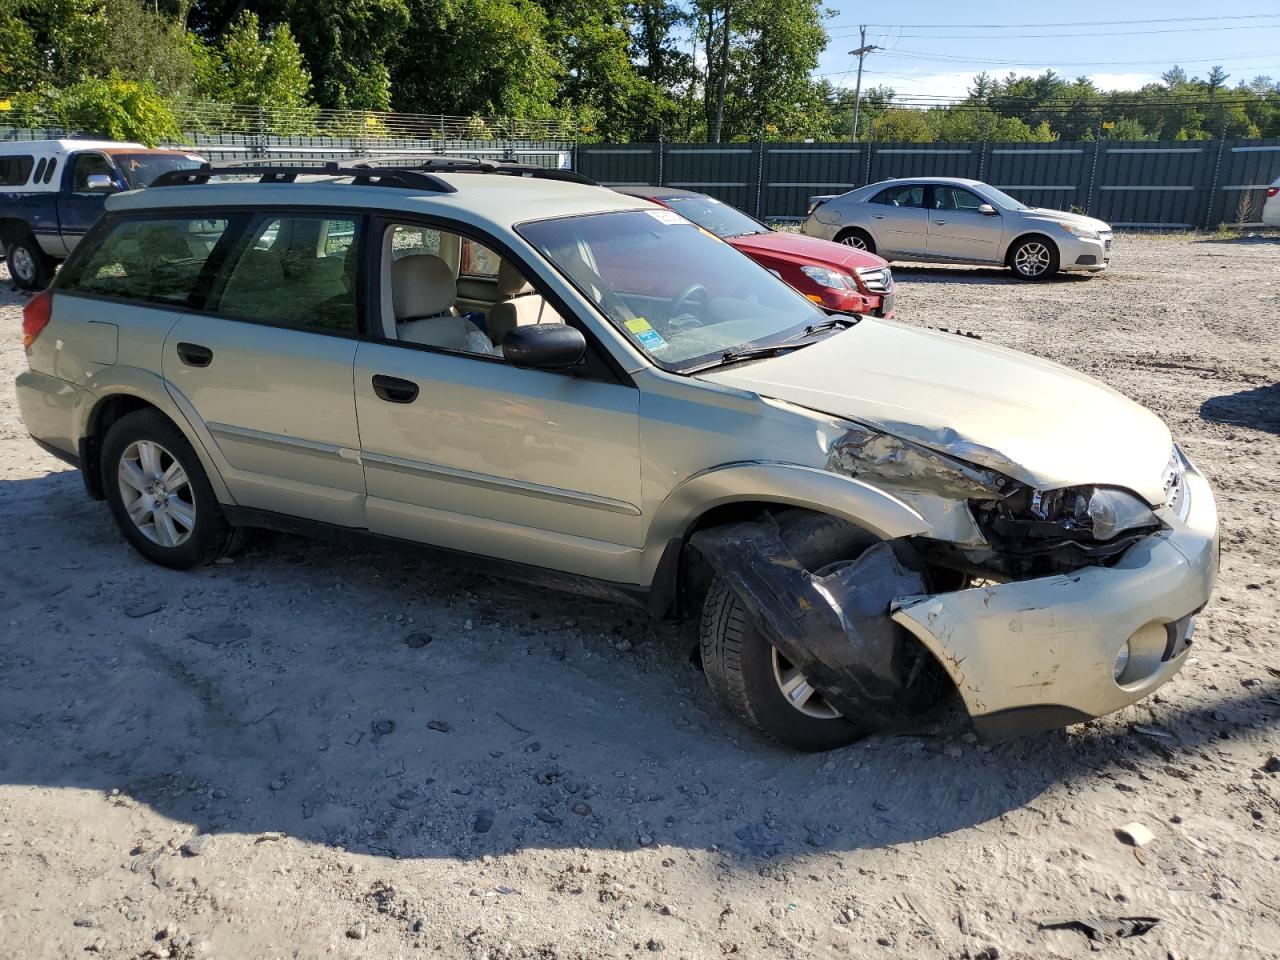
<box><xmin>856</xmin><ymin>267</ymin><xmax>893</xmax><ymax>293</ymax></box>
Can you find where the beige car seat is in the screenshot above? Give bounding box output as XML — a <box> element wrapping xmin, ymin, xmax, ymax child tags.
<box><xmin>487</xmin><ymin>259</ymin><xmax>563</xmax><ymax>346</ymax></box>
<box><xmin>392</xmin><ymin>254</ymin><xmax>494</xmax><ymax>353</ymax></box>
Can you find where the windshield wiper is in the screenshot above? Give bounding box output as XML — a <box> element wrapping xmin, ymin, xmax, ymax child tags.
<box><xmin>787</xmin><ymin>315</ymin><xmax>860</xmax><ymax>341</ymax></box>
<box><xmin>684</xmin><ymin>342</ymin><xmax>808</xmax><ymax>373</ymax></box>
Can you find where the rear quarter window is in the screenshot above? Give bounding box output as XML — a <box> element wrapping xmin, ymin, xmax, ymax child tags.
<box><xmin>57</xmin><ymin>217</ymin><xmax>231</xmax><ymax>307</ymax></box>
<box><xmin>0</xmin><ymin>155</ymin><xmax>35</xmax><ymax>186</ymax></box>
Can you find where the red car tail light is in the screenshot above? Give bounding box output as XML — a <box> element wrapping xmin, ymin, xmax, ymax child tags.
<box><xmin>22</xmin><ymin>290</ymin><xmax>53</xmax><ymax>351</ymax></box>
<box><xmin>1269</xmin><ymin>186</ymin><xmax>1279</xmax><ymax>198</ymax></box>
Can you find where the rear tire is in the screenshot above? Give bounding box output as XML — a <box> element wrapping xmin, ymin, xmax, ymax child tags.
<box><xmin>6</xmin><ymin>232</ymin><xmax>54</xmax><ymax>291</ymax></box>
<box><xmin>101</xmin><ymin>409</ymin><xmax>239</xmax><ymax>569</ymax></box>
<box><xmin>699</xmin><ymin>512</ymin><xmax>879</xmax><ymax>751</ymax></box>
<box><xmin>835</xmin><ymin>228</ymin><xmax>876</xmax><ymax>254</ymax></box>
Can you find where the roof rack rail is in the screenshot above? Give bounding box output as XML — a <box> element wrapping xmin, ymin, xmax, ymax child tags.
<box><xmin>151</xmin><ymin>162</ymin><xmax>457</xmax><ymax>193</ymax></box>
<box><xmin>348</xmin><ymin>155</ymin><xmax>601</xmax><ymax>186</ymax></box>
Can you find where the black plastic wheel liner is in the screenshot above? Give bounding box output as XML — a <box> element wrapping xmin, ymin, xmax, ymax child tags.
<box><xmin>690</xmin><ymin>519</ymin><xmax>935</xmax><ymax>729</ymax></box>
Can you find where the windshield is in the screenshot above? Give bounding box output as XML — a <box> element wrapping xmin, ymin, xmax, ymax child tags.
<box><xmin>519</xmin><ymin>209</ymin><xmax>828</xmax><ymax>371</ymax></box>
<box><xmin>976</xmin><ymin>184</ymin><xmax>1029</xmax><ymax>211</ymax></box>
<box><xmin>114</xmin><ymin>153</ymin><xmax>205</xmax><ymax>189</ymax></box>
<box><xmin>659</xmin><ymin>195</ymin><xmax>766</xmax><ymax>238</ymax></box>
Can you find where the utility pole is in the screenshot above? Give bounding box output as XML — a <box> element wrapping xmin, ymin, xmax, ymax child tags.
<box><xmin>849</xmin><ymin>26</ymin><xmax>880</xmax><ymax>142</ymax></box>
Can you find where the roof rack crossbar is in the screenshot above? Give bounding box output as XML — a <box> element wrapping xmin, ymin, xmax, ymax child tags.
<box><xmin>348</xmin><ymin>155</ymin><xmax>601</xmax><ymax>186</ymax></box>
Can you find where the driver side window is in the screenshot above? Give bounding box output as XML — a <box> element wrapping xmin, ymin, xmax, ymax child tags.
<box><xmin>71</xmin><ymin>152</ymin><xmax>116</xmax><ymax>192</ymax></box>
<box><xmin>380</xmin><ymin>222</ymin><xmax>563</xmax><ymax>360</ymax></box>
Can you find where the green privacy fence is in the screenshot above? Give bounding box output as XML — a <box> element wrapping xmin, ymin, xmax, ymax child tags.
<box><xmin>576</xmin><ymin>139</ymin><xmax>1280</xmax><ymax>228</ymax></box>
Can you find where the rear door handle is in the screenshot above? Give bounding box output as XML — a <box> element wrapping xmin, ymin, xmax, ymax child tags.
<box><xmin>872</xmin><ymin>214</ymin><xmax>886</xmax><ymax>220</ymax></box>
<box><xmin>372</xmin><ymin>374</ymin><xmax>419</xmax><ymax>404</ymax></box>
<box><xmin>176</xmin><ymin>342</ymin><xmax>213</xmax><ymax>367</ymax></box>
<box><xmin>933</xmin><ymin>219</ymin><xmax>947</xmax><ymax>224</ymax></box>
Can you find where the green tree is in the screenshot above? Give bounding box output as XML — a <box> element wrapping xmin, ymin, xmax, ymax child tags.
<box><xmin>388</xmin><ymin>0</ymin><xmax>561</xmax><ymax>120</ymax></box>
<box><xmin>196</xmin><ymin>12</ymin><xmax>311</xmax><ymax>107</ymax></box>
<box><xmin>47</xmin><ymin>74</ymin><xmax>183</xmax><ymax>144</ymax></box>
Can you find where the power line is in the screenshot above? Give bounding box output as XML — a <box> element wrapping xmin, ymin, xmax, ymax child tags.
<box><xmin>828</xmin><ymin>23</ymin><xmax>1280</xmax><ymax>41</ymax></box>
<box><xmin>877</xmin><ymin>48</ymin><xmax>1280</xmax><ymax>68</ymax></box>
<box><xmin>827</xmin><ymin>13</ymin><xmax>1280</xmax><ymax>30</ymax></box>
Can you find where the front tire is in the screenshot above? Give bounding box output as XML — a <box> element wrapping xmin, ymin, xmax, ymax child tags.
<box><xmin>699</xmin><ymin>512</ymin><xmax>878</xmax><ymax>751</ymax></box>
<box><xmin>6</xmin><ymin>232</ymin><xmax>54</xmax><ymax>291</ymax></box>
<box><xmin>101</xmin><ymin>409</ymin><xmax>238</xmax><ymax>569</ymax></box>
<box><xmin>1008</xmin><ymin>236</ymin><xmax>1059</xmax><ymax>280</ymax></box>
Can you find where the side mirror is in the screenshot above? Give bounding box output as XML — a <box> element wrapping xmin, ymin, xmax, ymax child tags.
<box><xmin>977</xmin><ymin>203</ymin><xmax>997</xmax><ymax>216</ymax></box>
<box><xmin>85</xmin><ymin>174</ymin><xmax>117</xmax><ymax>192</ymax></box>
<box><xmin>503</xmin><ymin>324</ymin><xmax>586</xmax><ymax>370</ymax></box>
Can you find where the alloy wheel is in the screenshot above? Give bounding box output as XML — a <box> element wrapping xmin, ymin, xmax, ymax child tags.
<box><xmin>117</xmin><ymin>440</ymin><xmax>197</xmax><ymax>547</ymax></box>
<box><xmin>1014</xmin><ymin>241</ymin><xmax>1051</xmax><ymax>277</ymax></box>
<box><xmin>840</xmin><ymin>234</ymin><xmax>869</xmax><ymax>250</ymax></box>
<box><xmin>772</xmin><ymin>648</ymin><xmax>842</xmax><ymax>720</ymax></box>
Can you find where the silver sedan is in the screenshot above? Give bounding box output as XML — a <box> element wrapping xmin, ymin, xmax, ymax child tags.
<box><xmin>803</xmin><ymin>177</ymin><xmax>1112</xmax><ymax>280</ymax></box>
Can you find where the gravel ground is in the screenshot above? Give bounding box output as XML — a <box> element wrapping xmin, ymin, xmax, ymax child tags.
<box><xmin>2</xmin><ymin>232</ymin><xmax>1279</xmax><ymax>960</ymax></box>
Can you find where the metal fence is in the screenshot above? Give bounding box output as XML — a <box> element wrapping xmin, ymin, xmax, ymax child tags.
<box><xmin>577</xmin><ymin>138</ymin><xmax>1280</xmax><ymax>228</ymax></box>
<box><xmin>0</xmin><ymin>126</ymin><xmax>575</xmax><ymax>169</ymax></box>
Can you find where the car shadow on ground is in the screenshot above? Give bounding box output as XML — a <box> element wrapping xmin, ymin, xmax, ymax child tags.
<box><xmin>890</xmin><ymin>265</ymin><xmax>1096</xmax><ymax>286</ymax></box>
<box><xmin>1201</xmin><ymin>384</ymin><xmax>1280</xmax><ymax>435</ymax></box>
<box><xmin>2</xmin><ymin>468</ymin><xmax>1274</xmax><ymax>866</ymax></box>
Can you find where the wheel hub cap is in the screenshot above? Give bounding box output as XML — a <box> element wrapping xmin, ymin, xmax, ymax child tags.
<box><xmin>1015</xmin><ymin>242</ymin><xmax>1050</xmax><ymax>275</ymax></box>
<box><xmin>117</xmin><ymin>440</ymin><xmax>196</xmax><ymax>548</ymax></box>
<box><xmin>11</xmin><ymin>247</ymin><xmax>34</xmax><ymax>282</ymax></box>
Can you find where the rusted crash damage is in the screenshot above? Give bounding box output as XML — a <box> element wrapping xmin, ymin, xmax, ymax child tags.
<box><xmin>690</xmin><ymin>518</ymin><xmax>944</xmax><ymax>729</ymax></box>
<box><xmin>826</xmin><ymin>422</ymin><xmax>1011</xmax><ymax>501</ymax></box>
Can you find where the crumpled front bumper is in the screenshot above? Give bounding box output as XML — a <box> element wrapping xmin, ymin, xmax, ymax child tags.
<box><xmin>891</xmin><ymin>462</ymin><xmax>1219</xmax><ymax>740</ymax></box>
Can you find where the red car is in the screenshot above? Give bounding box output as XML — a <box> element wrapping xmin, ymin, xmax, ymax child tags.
<box><xmin>613</xmin><ymin>186</ymin><xmax>895</xmax><ymax>317</ymax></box>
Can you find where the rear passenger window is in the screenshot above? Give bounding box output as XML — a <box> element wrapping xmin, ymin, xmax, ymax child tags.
<box><xmin>0</xmin><ymin>155</ymin><xmax>35</xmax><ymax>186</ymax></box>
<box><xmin>460</xmin><ymin>238</ymin><xmax>500</xmax><ymax>278</ymax></box>
<box><xmin>43</xmin><ymin>157</ymin><xmax>57</xmax><ymax>184</ymax></box>
<box><xmin>872</xmin><ymin>185</ymin><xmax>925</xmax><ymax>208</ymax></box>
<box><xmin>212</xmin><ymin>215</ymin><xmax>360</xmax><ymax>334</ymax></box>
<box><xmin>391</xmin><ymin>224</ymin><xmax>441</xmax><ymax>260</ymax></box>
<box><xmin>58</xmin><ymin>217</ymin><xmax>230</xmax><ymax>306</ymax></box>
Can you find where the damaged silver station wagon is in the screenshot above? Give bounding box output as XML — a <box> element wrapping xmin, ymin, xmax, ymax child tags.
<box><xmin>16</xmin><ymin>160</ymin><xmax>1220</xmax><ymax>750</ymax></box>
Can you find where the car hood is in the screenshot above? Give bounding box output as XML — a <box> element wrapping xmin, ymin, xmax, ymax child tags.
<box><xmin>728</xmin><ymin>230</ymin><xmax>888</xmax><ymax>270</ymax></box>
<box><xmin>697</xmin><ymin>318</ymin><xmax>1171</xmax><ymax>504</ymax></box>
<box><xmin>1019</xmin><ymin>207</ymin><xmax>1111</xmax><ymax>232</ymax></box>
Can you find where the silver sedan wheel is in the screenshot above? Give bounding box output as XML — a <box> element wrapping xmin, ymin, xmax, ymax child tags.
<box><xmin>10</xmin><ymin>245</ymin><xmax>35</xmax><ymax>284</ymax></box>
<box><xmin>839</xmin><ymin>234</ymin><xmax>869</xmax><ymax>250</ymax></box>
<box><xmin>1013</xmin><ymin>241</ymin><xmax>1051</xmax><ymax>277</ymax></box>
<box><xmin>772</xmin><ymin>648</ymin><xmax>842</xmax><ymax>720</ymax></box>
<box><xmin>117</xmin><ymin>440</ymin><xmax>197</xmax><ymax>548</ymax></box>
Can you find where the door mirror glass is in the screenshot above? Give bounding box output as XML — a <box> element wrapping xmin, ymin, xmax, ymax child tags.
<box><xmin>86</xmin><ymin>173</ymin><xmax>116</xmax><ymax>192</ymax></box>
<box><xmin>503</xmin><ymin>324</ymin><xmax>586</xmax><ymax>370</ymax></box>
<box><xmin>977</xmin><ymin>203</ymin><xmax>997</xmax><ymax>216</ymax></box>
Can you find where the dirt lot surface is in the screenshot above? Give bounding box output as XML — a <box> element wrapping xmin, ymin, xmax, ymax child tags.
<box><xmin>2</xmin><ymin>233</ymin><xmax>1280</xmax><ymax>960</ymax></box>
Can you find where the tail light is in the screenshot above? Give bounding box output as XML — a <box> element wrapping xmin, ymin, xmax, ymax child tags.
<box><xmin>1269</xmin><ymin>186</ymin><xmax>1279</xmax><ymax>198</ymax></box>
<box><xmin>22</xmin><ymin>290</ymin><xmax>53</xmax><ymax>351</ymax></box>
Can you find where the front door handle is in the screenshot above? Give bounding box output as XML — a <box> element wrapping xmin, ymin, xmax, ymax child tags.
<box><xmin>372</xmin><ymin>374</ymin><xmax>419</xmax><ymax>404</ymax></box>
<box><xmin>933</xmin><ymin>219</ymin><xmax>947</xmax><ymax>225</ymax></box>
<box><xmin>176</xmin><ymin>342</ymin><xmax>213</xmax><ymax>367</ymax></box>
<box><xmin>872</xmin><ymin>214</ymin><xmax>886</xmax><ymax>220</ymax></box>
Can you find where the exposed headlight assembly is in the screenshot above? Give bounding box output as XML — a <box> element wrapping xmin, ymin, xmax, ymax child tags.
<box><xmin>973</xmin><ymin>484</ymin><xmax>1161</xmax><ymax>575</ymax></box>
<box><xmin>799</xmin><ymin>264</ymin><xmax>856</xmax><ymax>290</ymax></box>
<box><xmin>1060</xmin><ymin>222</ymin><xmax>1101</xmax><ymax>241</ymax></box>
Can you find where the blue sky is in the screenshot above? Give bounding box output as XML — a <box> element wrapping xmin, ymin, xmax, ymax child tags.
<box><xmin>812</xmin><ymin>2</ymin><xmax>1280</xmax><ymax>99</ymax></box>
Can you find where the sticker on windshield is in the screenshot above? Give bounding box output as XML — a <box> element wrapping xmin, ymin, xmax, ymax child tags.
<box><xmin>646</xmin><ymin>209</ymin><xmax>687</xmax><ymax>226</ymax></box>
<box><xmin>625</xmin><ymin>317</ymin><xmax>668</xmax><ymax>350</ymax></box>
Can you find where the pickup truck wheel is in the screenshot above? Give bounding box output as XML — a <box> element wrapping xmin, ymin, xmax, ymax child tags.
<box><xmin>699</xmin><ymin>512</ymin><xmax>876</xmax><ymax>751</ymax></box>
<box><xmin>101</xmin><ymin>409</ymin><xmax>238</xmax><ymax>569</ymax></box>
<box><xmin>6</xmin><ymin>233</ymin><xmax>54</xmax><ymax>290</ymax></box>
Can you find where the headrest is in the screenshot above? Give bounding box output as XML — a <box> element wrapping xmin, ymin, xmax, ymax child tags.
<box><xmin>496</xmin><ymin>258</ymin><xmax>533</xmax><ymax>298</ymax></box>
<box><xmin>391</xmin><ymin>254</ymin><xmax>455</xmax><ymax>319</ymax></box>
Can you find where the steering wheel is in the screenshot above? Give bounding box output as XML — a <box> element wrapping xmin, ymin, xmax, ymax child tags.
<box><xmin>669</xmin><ymin>283</ymin><xmax>710</xmax><ymax>319</ymax></box>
